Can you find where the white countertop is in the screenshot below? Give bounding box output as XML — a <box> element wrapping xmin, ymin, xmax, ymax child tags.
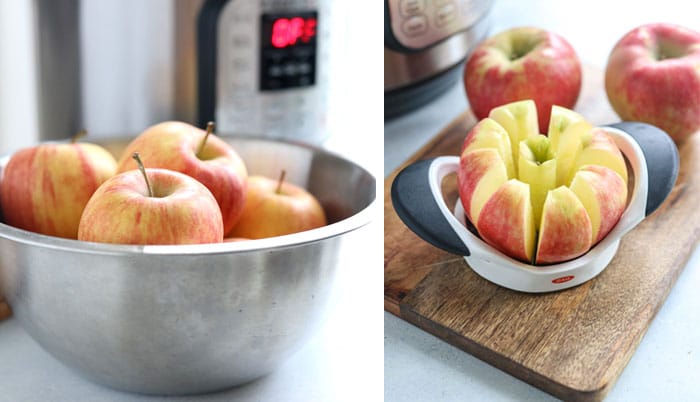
<box><xmin>385</xmin><ymin>0</ymin><xmax>700</xmax><ymax>401</ymax></box>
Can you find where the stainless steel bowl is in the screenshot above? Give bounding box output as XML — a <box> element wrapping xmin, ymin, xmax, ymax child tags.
<box><xmin>0</xmin><ymin>137</ymin><xmax>376</xmax><ymax>395</ymax></box>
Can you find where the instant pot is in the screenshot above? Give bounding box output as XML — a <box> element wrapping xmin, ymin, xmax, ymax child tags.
<box><xmin>384</xmin><ymin>0</ymin><xmax>493</xmax><ymax>119</ymax></box>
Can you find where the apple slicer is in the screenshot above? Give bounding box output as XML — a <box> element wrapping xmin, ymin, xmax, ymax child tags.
<box><xmin>391</xmin><ymin>122</ymin><xmax>679</xmax><ymax>293</ymax></box>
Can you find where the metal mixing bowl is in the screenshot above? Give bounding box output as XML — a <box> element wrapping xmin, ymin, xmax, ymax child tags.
<box><xmin>0</xmin><ymin>137</ymin><xmax>376</xmax><ymax>395</ymax></box>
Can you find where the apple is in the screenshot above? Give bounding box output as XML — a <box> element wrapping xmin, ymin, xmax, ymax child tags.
<box><xmin>227</xmin><ymin>172</ymin><xmax>327</xmax><ymax>239</ymax></box>
<box><xmin>0</xmin><ymin>132</ymin><xmax>118</xmax><ymax>239</ymax></box>
<box><xmin>457</xmin><ymin>100</ymin><xmax>628</xmax><ymax>264</ymax></box>
<box><xmin>464</xmin><ymin>26</ymin><xmax>582</xmax><ymax>131</ymax></box>
<box><xmin>78</xmin><ymin>153</ymin><xmax>223</xmax><ymax>245</ymax></box>
<box><xmin>605</xmin><ymin>23</ymin><xmax>700</xmax><ymax>144</ymax></box>
<box><xmin>116</xmin><ymin>121</ymin><xmax>247</xmax><ymax>234</ymax></box>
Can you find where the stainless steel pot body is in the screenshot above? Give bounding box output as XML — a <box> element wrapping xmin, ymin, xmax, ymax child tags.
<box><xmin>384</xmin><ymin>0</ymin><xmax>493</xmax><ymax>118</ymax></box>
<box><xmin>0</xmin><ymin>138</ymin><xmax>376</xmax><ymax>395</ymax></box>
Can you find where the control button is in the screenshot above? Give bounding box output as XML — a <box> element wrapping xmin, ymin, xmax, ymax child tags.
<box><xmin>297</xmin><ymin>62</ymin><xmax>312</xmax><ymax>74</ymax></box>
<box><xmin>436</xmin><ymin>3</ymin><xmax>457</xmax><ymax>27</ymax></box>
<box><xmin>268</xmin><ymin>65</ymin><xmax>283</xmax><ymax>77</ymax></box>
<box><xmin>231</xmin><ymin>34</ymin><xmax>251</xmax><ymax>47</ymax></box>
<box><xmin>232</xmin><ymin>58</ymin><xmax>250</xmax><ymax>71</ymax></box>
<box><xmin>399</xmin><ymin>0</ymin><xmax>425</xmax><ymax>17</ymax></box>
<box><xmin>401</xmin><ymin>15</ymin><xmax>428</xmax><ymax>37</ymax></box>
<box><xmin>283</xmin><ymin>63</ymin><xmax>297</xmax><ymax>76</ymax></box>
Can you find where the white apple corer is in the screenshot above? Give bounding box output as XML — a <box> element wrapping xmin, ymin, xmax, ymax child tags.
<box><xmin>391</xmin><ymin>122</ymin><xmax>679</xmax><ymax>293</ymax></box>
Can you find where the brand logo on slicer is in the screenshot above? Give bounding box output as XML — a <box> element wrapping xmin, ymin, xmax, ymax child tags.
<box><xmin>552</xmin><ymin>275</ymin><xmax>575</xmax><ymax>284</ymax></box>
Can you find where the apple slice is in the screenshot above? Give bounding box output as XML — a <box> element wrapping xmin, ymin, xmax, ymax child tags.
<box><xmin>569</xmin><ymin>165</ymin><xmax>628</xmax><ymax>244</ymax></box>
<box><xmin>574</xmin><ymin>128</ymin><xmax>628</xmax><ymax>183</ymax></box>
<box><xmin>476</xmin><ymin>179</ymin><xmax>536</xmax><ymax>263</ymax></box>
<box><xmin>518</xmin><ymin>135</ymin><xmax>556</xmax><ymax>227</ymax></box>
<box><xmin>488</xmin><ymin>99</ymin><xmax>540</xmax><ymax>171</ymax></box>
<box><xmin>536</xmin><ymin>186</ymin><xmax>593</xmax><ymax>264</ymax></box>
<box><xmin>547</xmin><ymin>105</ymin><xmax>586</xmax><ymax>150</ymax></box>
<box><xmin>554</xmin><ymin>120</ymin><xmax>594</xmax><ymax>186</ymax></box>
<box><xmin>461</xmin><ymin>118</ymin><xmax>515</xmax><ymax>179</ymax></box>
<box><xmin>458</xmin><ymin>148</ymin><xmax>509</xmax><ymax>224</ymax></box>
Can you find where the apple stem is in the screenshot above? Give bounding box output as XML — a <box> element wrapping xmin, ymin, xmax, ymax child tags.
<box><xmin>71</xmin><ymin>129</ymin><xmax>87</xmax><ymax>144</ymax></box>
<box><xmin>197</xmin><ymin>121</ymin><xmax>215</xmax><ymax>158</ymax></box>
<box><xmin>276</xmin><ymin>170</ymin><xmax>287</xmax><ymax>194</ymax></box>
<box><xmin>132</xmin><ymin>152</ymin><xmax>154</xmax><ymax>198</ymax></box>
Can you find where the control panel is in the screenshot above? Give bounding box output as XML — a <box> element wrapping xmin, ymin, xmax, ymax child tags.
<box><xmin>215</xmin><ymin>0</ymin><xmax>330</xmax><ymax>144</ymax></box>
<box><xmin>260</xmin><ymin>12</ymin><xmax>318</xmax><ymax>90</ymax></box>
<box><xmin>387</xmin><ymin>0</ymin><xmax>492</xmax><ymax>50</ymax></box>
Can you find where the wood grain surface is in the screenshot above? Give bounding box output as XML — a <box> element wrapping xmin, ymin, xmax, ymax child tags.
<box><xmin>0</xmin><ymin>299</ymin><xmax>10</xmax><ymax>321</ymax></box>
<box><xmin>384</xmin><ymin>67</ymin><xmax>699</xmax><ymax>401</ymax></box>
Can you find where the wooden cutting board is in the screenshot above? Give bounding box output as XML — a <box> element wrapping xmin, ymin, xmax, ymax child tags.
<box><xmin>384</xmin><ymin>67</ymin><xmax>700</xmax><ymax>402</ymax></box>
<box><xmin>0</xmin><ymin>299</ymin><xmax>9</xmax><ymax>321</ymax></box>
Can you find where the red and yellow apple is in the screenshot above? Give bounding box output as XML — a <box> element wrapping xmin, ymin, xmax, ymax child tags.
<box><xmin>78</xmin><ymin>154</ymin><xmax>223</xmax><ymax>245</ymax></box>
<box><xmin>227</xmin><ymin>173</ymin><xmax>327</xmax><ymax>239</ymax></box>
<box><xmin>605</xmin><ymin>23</ymin><xmax>700</xmax><ymax>144</ymax></box>
<box><xmin>0</xmin><ymin>136</ymin><xmax>117</xmax><ymax>239</ymax></box>
<box><xmin>464</xmin><ymin>26</ymin><xmax>582</xmax><ymax>131</ymax></box>
<box><xmin>457</xmin><ymin>101</ymin><xmax>628</xmax><ymax>265</ymax></box>
<box><xmin>116</xmin><ymin>121</ymin><xmax>247</xmax><ymax>234</ymax></box>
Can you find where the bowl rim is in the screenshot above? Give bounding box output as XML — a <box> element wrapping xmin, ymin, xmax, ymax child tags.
<box><xmin>0</xmin><ymin>136</ymin><xmax>377</xmax><ymax>255</ymax></box>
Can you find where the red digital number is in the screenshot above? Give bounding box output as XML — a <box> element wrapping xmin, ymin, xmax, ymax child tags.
<box><xmin>271</xmin><ymin>17</ymin><xmax>317</xmax><ymax>48</ymax></box>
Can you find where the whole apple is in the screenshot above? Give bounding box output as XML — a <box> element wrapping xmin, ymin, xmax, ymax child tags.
<box><xmin>464</xmin><ymin>26</ymin><xmax>582</xmax><ymax>131</ymax></box>
<box><xmin>227</xmin><ymin>173</ymin><xmax>327</xmax><ymax>239</ymax></box>
<box><xmin>0</xmin><ymin>136</ymin><xmax>117</xmax><ymax>239</ymax></box>
<box><xmin>116</xmin><ymin>121</ymin><xmax>247</xmax><ymax>234</ymax></box>
<box><xmin>458</xmin><ymin>101</ymin><xmax>627</xmax><ymax>264</ymax></box>
<box><xmin>605</xmin><ymin>23</ymin><xmax>700</xmax><ymax>144</ymax></box>
<box><xmin>78</xmin><ymin>154</ymin><xmax>223</xmax><ymax>245</ymax></box>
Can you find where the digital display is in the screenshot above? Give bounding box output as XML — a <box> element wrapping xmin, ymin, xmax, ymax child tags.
<box><xmin>260</xmin><ymin>12</ymin><xmax>318</xmax><ymax>91</ymax></box>
<box><xmin>270</xmin><ymin>16</ymin><xmax>317</xmax><ymax>48</ymax></box>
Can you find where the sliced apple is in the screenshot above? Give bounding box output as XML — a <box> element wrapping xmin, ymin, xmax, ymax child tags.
<box><xmin>461</xmin><ymin>118</ymin><xmax>515</xmax><ymax>178</ymax></box>
<box><xmin>547</xmin><ymin>105</ymin><xmax>586</xmax><ymax>150</ymax></box>
<box><xmin>536</xmin><ymin>186</ymin><xmax>593</xmax><ymax>265</ymax></box>
<box><xmin>476</xmin><ymin>179</ymin><xmax>536</xmax><ymax>263</ymax></box>
<box><xmin>574</xmin><ymin>128</ymin><xmax>628</xmax><ymax>183</ymax></box>
<box><xmin>456</xmin><ymin>101</ymin><xmax>629</xmax><ymax>265</ymax></box>
<box><xmin>554</xmin><ymin>120</ymin><xmax>594</xmax><ymax>186</ymax></box>
<box><xmin>488</xmin><ymin>99</ymin><xmax>540</xmax><ymax>171</ymax></box>
<box><xmin>458</xmin><ymin>148</ymin><xmax>509</xmax><ymax>223</ymax></box>
<box><xmin>569</xmin><ymin>165</ymin><xmax>628</xmax><ymax>244</ymax></box>
<box><xmin>518</xmin><ymin>135</ymin><xmax>556</xmax><ymax>226</ymax></box>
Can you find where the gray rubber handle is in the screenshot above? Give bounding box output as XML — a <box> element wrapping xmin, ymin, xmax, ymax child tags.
<box><xmin>606</xmin><ymin>122</ymin><xmax>679</xmax><ymax>216</ymax></box>
<box><xmin>391</xmin><ymin>158</ymin><xmax>470</xmax><ymax>256</ymax></box>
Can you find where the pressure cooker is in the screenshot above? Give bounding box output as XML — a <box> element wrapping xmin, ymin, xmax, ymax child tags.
<box><xmin>384</xmin><ymin>0</ymin><xmax>494</xmax><ymax>119</ymax></box>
